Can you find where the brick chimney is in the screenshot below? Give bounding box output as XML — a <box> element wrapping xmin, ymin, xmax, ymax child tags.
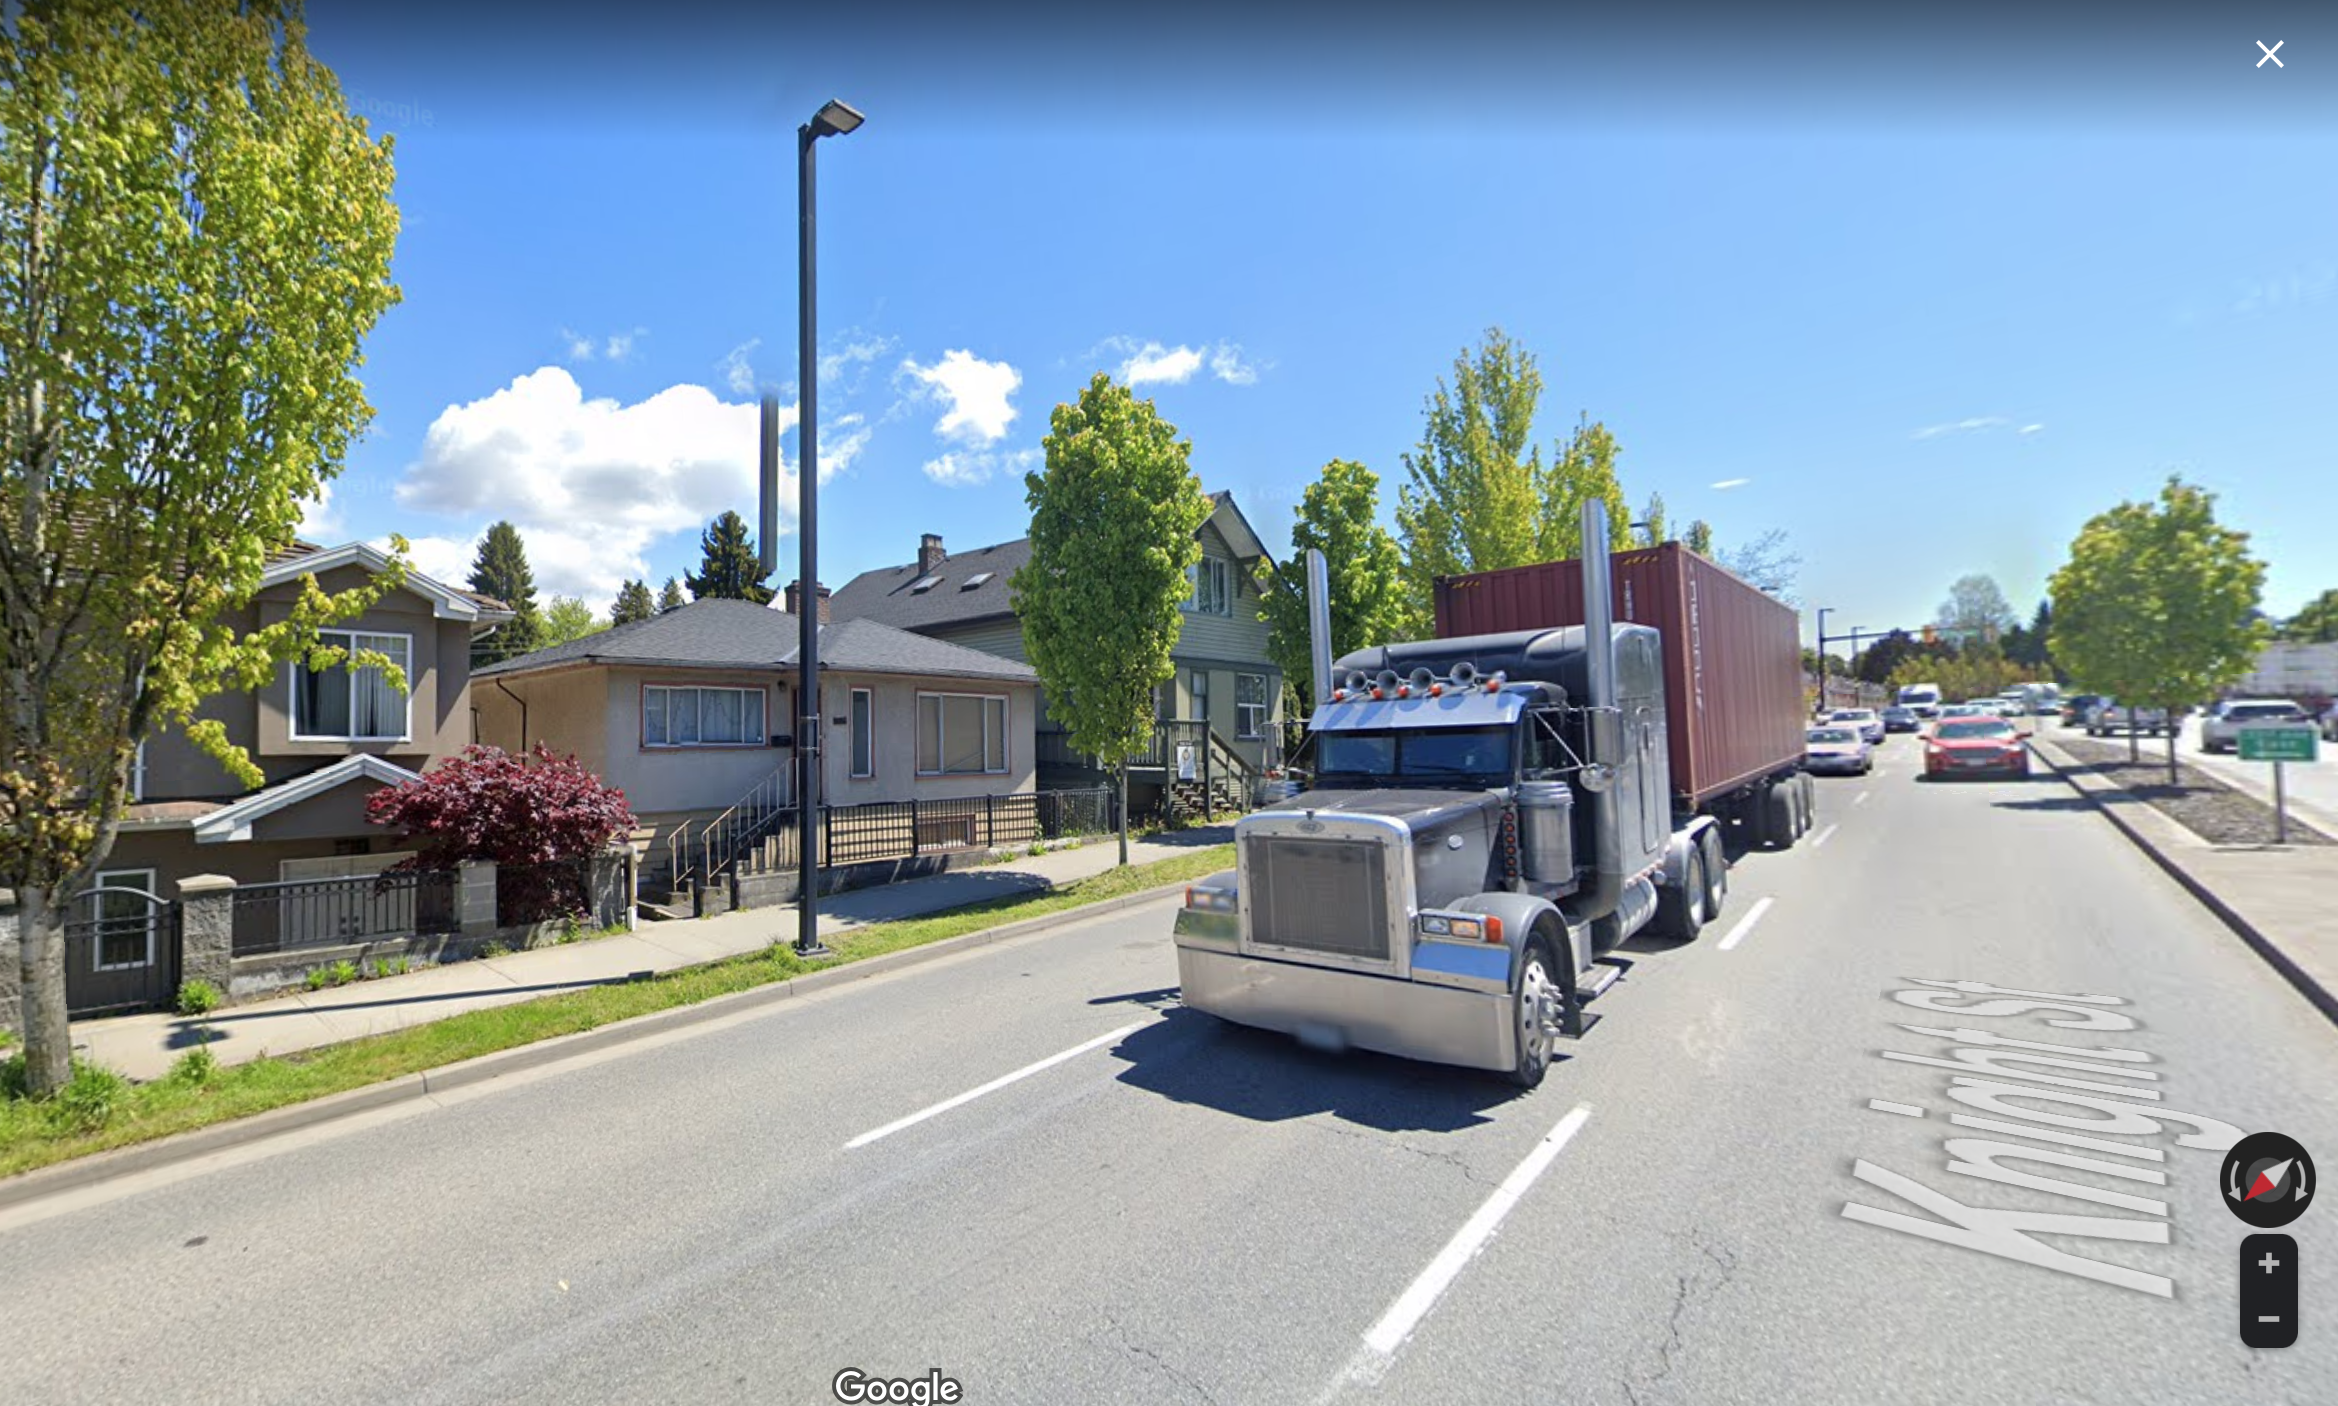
<box><xmin>917</xmin><ymin>533</ymin><xmax>946</xmax><ymax>577</ymax></box>
<box><xmin>783</xmin><ymin>580</ymin><xmax>831</xmax><ymax>623</ymax></box>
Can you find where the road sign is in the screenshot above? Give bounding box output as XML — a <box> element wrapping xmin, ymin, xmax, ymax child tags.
<box><xmin>2238</xmin><ymin>725</ymin><xmax>2319</xmax><ymax>763</ymax></box>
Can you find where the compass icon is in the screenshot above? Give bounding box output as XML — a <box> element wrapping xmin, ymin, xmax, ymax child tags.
<box><xmin>2222</xmin><ymin>1132</ymin><xmax>2315</xmax><ymax>1230</ymax></box>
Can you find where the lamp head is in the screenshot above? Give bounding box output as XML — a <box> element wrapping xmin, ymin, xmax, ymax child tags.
<box><xmin>809</xmin><ymin>99</ymin><xmax>865</xmax><ymax>138</ymax></box>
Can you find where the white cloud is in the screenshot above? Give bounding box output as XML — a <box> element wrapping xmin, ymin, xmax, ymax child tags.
<box><xmin>900</xmin><ymin>350</ymin><xmax>1021</xmax><ymax>446</ymax></box>
<box><xmin>922</xmin><ymin>447</ymin><xmax>1039</xmax><ymax>489</ymax></box>
<box><xmin>1120</xmin><ymin>342</ymin><xmax>1204</xmax><ymax>386</ymax></box>
<box><xmin>391</xmin><ymin>366</ymin><xmax>828</xmax><ymax>601</ymax></box>
<box><xmin>819</xmin><ymin>334</ymin><xmax>894</xmax><ymax>390</ymax></box>
<box><xmin>1911</xmin><ymin>416</ymin><xmax>2012</xmax><ymax>441</ymax></box>
<box><xmin>1710</xmin><ymin>477</ymin><xmax>1751</xmax><ymax>490</ymax></box>
<box><xmin>604</xmin><ymin>328</ymin><xmax>645</xmax><ymax>362</ymax></box>
<box><xmin>564</xmin><ymin>327</ymin><xmax>647</xmax><ymax>364</ymax></box>
<box><xmin>561</xmin><ymin>329</ymin><xmax>597</xmax><ymax>363</ymax></box>
<box><xmin>296</xmin><ymin>482</ymin><xmax>342</xmax><ymax>539</ymax></box>
<box><xmin>2019</xmin><ymin>424</ymin><xmax>2045</xmax><ymax>436</ymax></box>
<box><xmin>1209</xmin><ymin>344</ymin><xmax>1260</xmax><ymax>386</ymax></box>
<box><xmin>381</xmin><ymin>532</ymin><xmax>482</xmax><ymax>590</ymax></box>
<box><xmin>718</xmin><ymin>339</ymin><xmax>762</xmax><ymax>396</ymax></box>
<box><xmin>1092</xmin><ymin>336</ymin><xmax>1263</xmax><ymax>388</ymax></box>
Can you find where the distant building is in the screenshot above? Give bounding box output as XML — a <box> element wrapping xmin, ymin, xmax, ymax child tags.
<box><xmin>2234</xmin><ymin>641</ymin><xmax>2338</xmax><ymax>698</ymax></box>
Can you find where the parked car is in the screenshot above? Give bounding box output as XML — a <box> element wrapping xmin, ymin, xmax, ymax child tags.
<box><xmin>2201</xmin><ymin>698</ymin><xmax>2311</xmax><ymax>753</ymax></box>
<box><xmin>1830</xmin><ymin>708</ymin><xmax>1886</xmax><ymax>745</ymax></box>
<box><xmin>2089</xmin><ymin>703</ymin><xmax>2170</xmax><ymax>737</ymax></box>
<box><xmin>1807</xmin><ymin>724</ymin><xmax>1874</xmax><ymax>776</ymax></box>
<box><xmin>2062</xmin><ymin>694</ymin><xmax>2105</xmax><ymax>728</ymax></box>
<box><xmin>1923</xmin><ymin>716</ymin><xmax>2031</xmax><ymax>779</ymax></box>
<box><xmin>1881</xmin><ymin>705</ymin><xmax>1921</xmax><ymax>734</ymax></box>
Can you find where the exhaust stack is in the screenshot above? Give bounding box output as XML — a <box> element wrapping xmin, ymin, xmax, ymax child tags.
<box><xmin>1577</xmin><ymin>499</ymin><xmax>1628</xmax><ymax>925</ymax></box>
<box><xmin>1307</xmin><ymin>548</ymin><xmax>1334</xmax><ymax>707</ymax></box>
<box><xmin>1580</xmin><ymin>500</ymin><xmax>1618</xmax><ymax>739</ymax></box>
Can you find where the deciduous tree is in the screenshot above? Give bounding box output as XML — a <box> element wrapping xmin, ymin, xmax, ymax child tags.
<box><xmin>2049</xmin><ymin>477</ymin><xmax>2270</xmax><ymax>776</ymax></box>
<box><xmin>1257</xmin><ymin>460</ymin><xmax>1409</xmax><ymax>706</ymax></box>
<box><xmin>539</xmin><ymin>596</ymin><xmax>602</xmax><ymax>647</ymax></box>
<box><xmin>2279</xmin><ymin>588</ymin><xmax>2338</xmax><ymax>644</ymax></box>
<box><xmin>1</xmin><ymin>0</ymin><xmax>402</xmax><ymax>1093</ymax></box>
<box><xmin>366</xmin><ymin>744</ymin><xmax>636</xmax><ymax>925</ymax></box>
<box><xmin>1011</xmin><ymin>374</ymin><xmax>1210</xmax><ymax>864</ymax></box>
<box><xmin>1934</xmin><ymin>573</ymin><xmax>2017</xmax><ymax>642</ymax></box>
<box><xmin>685</xmin><ymin>510</ymin><xmax>774</xmax><ymax>604</ymax></box>
<box><xmin>467</xmin><ymin>520</ymin><xmax>542</xmax><ymax>665</ymax></box>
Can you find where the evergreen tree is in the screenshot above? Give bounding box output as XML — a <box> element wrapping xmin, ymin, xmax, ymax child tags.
<box><xmin>658</xmin><ymin>577</ymin><xmax>688</xmax><ymax>613</ymax></box>
<box><xmin>610</xmin><ymin>579</ymin><xmax>655</xmax><ymax>625</ymax></box>
<box><xmin>685</xmin><ymin>510</ymin><xmax>775</xmax><ymax>603</ymax></box>
<box><xmin>468</xmin><ymin>521</ymin><xmax>543</xmax><ymax>665</ymax></box>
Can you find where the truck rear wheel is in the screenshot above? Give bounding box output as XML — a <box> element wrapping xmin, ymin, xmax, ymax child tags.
<box><xmin>1507</xmin><ymin>941</ymin><xmax>1561</xmax><ymax>1089</ymax></box>
<box><xmin>1763</xmin><ymin>782</ymin><xmax>1797</xmax><ymax>850</ymax></box>
<box><xmin>1651</xmin><ymin>849</ymin><xmax>1708</xmax><ymax>941</ymax></box>
<box><xmin>1698</xmin><ymin>828</ymin><xmax>1728</xmax><ymax>918</ymax></box>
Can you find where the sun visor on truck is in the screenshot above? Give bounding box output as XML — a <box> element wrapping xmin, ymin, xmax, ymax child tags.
<box><xmin>1309</xmin><ymin>689</ymin><xmax>1534</xmax><ymax>732</ymax></box>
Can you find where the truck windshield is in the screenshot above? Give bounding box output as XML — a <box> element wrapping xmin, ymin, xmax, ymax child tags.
<box><xmin>1316</xmin><ymin>726</ymin><xmax>1513</xmax><ymax>781</ymax></box>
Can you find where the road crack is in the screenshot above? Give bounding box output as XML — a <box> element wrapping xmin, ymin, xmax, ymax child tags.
<box><xmin>1302</xmin><ymin>1121</ymin><xmax>1490</xmax><ymax>1186</ymax></box>
<box><xmin>1103</xmin><ymin>1314</ymin><xmax>1222</xmax><ymax>1405</ymax></box>
<box><xmin>1621</xmin><ymin>1235</ymin><xmax>1740</xmax><ymax>1405</ymax></box>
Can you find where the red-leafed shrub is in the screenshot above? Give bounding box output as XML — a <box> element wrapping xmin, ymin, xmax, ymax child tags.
<box><xmin>366</xmin><ymin>744</ymin><xmax>637</xmax><ymax>925</ymax></box>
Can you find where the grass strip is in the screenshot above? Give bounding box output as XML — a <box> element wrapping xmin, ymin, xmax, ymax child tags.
<box><xmin>1</xmin><ymin>843</ymin><xmax>1232</xmax><ymax>1180</ymax></box>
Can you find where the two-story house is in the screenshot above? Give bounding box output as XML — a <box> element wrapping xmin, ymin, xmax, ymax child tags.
<box><xmin>825</xmin><ymin>491</ymin><xmax>1282</xmax><ymax>816</ymax></box>
<box><xmin>83</xmin><ymin>542</ymin><xmax>513</xmax><ymax>1011</ymax></box>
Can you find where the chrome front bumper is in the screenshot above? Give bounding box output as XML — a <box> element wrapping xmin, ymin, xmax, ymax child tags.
<box><xmin>1174</xmin><ymin>939</ymin><xmax>1517</xmax><ymax>1074</ymax></box>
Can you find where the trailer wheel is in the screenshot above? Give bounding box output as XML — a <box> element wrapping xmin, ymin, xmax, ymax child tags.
<box><xmin>1763</xmin><ymin>782</ymin><xmax>1797</xmax><ymax>850</ymax></box>
<box><xmin>1698</xmin><ymin>827</ymin><xmax>1728</xmax><ymax>918</ymax></box>
<box><xmin>1507</xmin><ymin>940</ymin><xmax>1561</xmax><ymax>1089</ymax></box>
<box><xmin>1651</xmin><ymin>849</ymin><xmax>1708</xmax><ymax>941</ymax></box>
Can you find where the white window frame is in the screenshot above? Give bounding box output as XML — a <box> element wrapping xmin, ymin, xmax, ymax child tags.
<box><xmin>131</xmin><ymin>738</ymin><xmax>146</xmax><ymax>801</ymax></box>
<box><xmin>90</xmin><ymin>869</ymin><xmax>158</xmax><ymax>972</ymax></box>
<box><xmin>914</xmin><ymin>691</ymin><xmax>1010</xmax><ymax>777</ymax></box>
<box><xmin>642</xmin><ymin>684</ymin><xmax>769</xmax><ymax>749</ymax></box>
<box><xmin>1182</xmin><ymin>557</ymin><xmax>1230</xmax><ymax>616</ymax></box>
<box><xmin>289</xmin><ymin>630</ymin><xmax>414</xmax><ymax>742</ymax></box>
<box><xmin>1236</xmin><ymin>673</ymin><xmax>1269</xmax><ymax>740</ymax></box>
<box><xmin>850</xmin><ymin>687</ymin><xmax>875</xmax><ymax>779</ymax></box>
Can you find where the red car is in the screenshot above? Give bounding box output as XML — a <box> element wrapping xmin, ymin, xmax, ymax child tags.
<box><xmin>1923</xmin><ymin>717</ymin><xmax>2030</xmax><ymax>779</ymax></box>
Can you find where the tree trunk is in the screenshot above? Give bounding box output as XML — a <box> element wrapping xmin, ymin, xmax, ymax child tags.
<box><xmin>2166</xmin><ymin>706</ymin><xmax>2179</xmax><ymax>788</ymax></box>
<box><xmin>1117</xmin><ymin>761</ymin><xmax>1130</xmax><ymax>867</ymax></box>
<box><xmin>2125</xmin><ymin>716</ymin><xmax>2139</xmax><ymax>764</ymax></box>
<box><xmin>16</xmin><ymin>886</ymin><xmax>72</xmax><ymax>1095</ymax></box>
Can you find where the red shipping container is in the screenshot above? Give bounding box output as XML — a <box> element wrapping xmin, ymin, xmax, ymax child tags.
<box><xmin>1434</xmin><ymin>543</ymin><xmax>1805</xmax><ymax>811</ymax></box>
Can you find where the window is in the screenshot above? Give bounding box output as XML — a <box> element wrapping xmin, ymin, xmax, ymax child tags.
<box><xmin>1236</xmin><ymin>673</ymin><xmax>1269</xmax><ymax>739</ymax></box>
<box><xmin>916</xmin><ymin>693</ymin><xmax>1008</xmax><ymax>775</ymax></box>
<box><xmin>90</xmin><ymin>870</ymin><xmax>157</xmax><ymax>971</ymax></box>
<box><xmin>292</xmin><ymin>631</ymin><xmax>411</xmax><ymax>741</ymax></box>
<box><xmin>909</xmin><ymin>575</ymin><xmax>941</xmax><ymax>593</ymax></box>
<box><xmin>1183</xmin><ymin>557</ymin><xmax>1230</xmax><ymax>615</ymax></box>
<box><xmin>961</xmin><ymin>572</ymin><xmax>994</xmax><ymax>590</ymax></box>
<box><xmin>851</xmin><ymin>688</ymin><xmax>874</xmax><ymax>778</ymax></box>
<box><xmin>1190</xmin><ymin>669</ymin><xmax>1210</xmax><ymax>726</ymax></box>
<box><xmin>643</xmin><ymin>685</ymin><xmax>768</xmax><ymax>747</ymax></box>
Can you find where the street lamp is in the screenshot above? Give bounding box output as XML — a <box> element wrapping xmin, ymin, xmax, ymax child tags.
<box><xmin>792</xmin><ymin>97</ymin><xmax>862</xmax><ymax>960</ymax></box>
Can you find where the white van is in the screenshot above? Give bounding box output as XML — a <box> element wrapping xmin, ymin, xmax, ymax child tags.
<box><xmin>1896</xmin><ymin>683</ymin><xmax>1943</xmax><ymax>718</ymax></box>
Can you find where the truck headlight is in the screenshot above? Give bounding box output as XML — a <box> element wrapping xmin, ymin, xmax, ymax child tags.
<box><xmin>1417</xmin><ymin>911</ymin><xmax>1504</xmax><ymax>944</ymax></box>
<box><xmin>1184</xmin><ymin>885</ymin><xmax>1237</xmax><ymax>913</ymax></box>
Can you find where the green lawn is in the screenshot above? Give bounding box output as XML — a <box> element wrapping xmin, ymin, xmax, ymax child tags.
<box><xmin>0</xmin><ymin>844</ymin><xmax>1231</xmax><ymax>1181</ymax></box>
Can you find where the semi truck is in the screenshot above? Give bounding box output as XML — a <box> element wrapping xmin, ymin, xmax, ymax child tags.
<box><xmin>1173</xmin><ymin>503</ymin><xmax>1811</xmax><ymax>1088</ymax></box>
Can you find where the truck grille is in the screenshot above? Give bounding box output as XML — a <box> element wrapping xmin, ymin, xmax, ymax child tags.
<box><xmin>1247</xmin><ymin>835</ymin><xmax>1391</xmax><ymax>962</ymax></box>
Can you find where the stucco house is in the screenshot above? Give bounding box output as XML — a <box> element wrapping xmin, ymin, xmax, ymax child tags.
<box><xmin>824</xmin><ymin>491</ymin><xmax>1284</xmax><ymax>814</ymax></box>
<box><xmin>469</xmin><ymin>597</ymin><xmax>1041</xmax><ymax>893</ymax></box>
<box><xmin>76</xmin><ymin>542</ymin><xmax>515</xmax><ymax>1013</ymax></box>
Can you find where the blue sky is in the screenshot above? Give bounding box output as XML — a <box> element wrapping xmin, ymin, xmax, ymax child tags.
<box><xmin>300</xmin><ymin>4</ymin><xmax>2338</xmax><ymax>644</ymax></box>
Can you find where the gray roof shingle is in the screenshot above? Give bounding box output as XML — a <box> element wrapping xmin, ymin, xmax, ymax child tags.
<box><xmin>473</xmin><ymin>599</ymin><xmax>1037</xmax><ymax>684</ymax></box>
<box><xmin>825</xmin><ymin>537</ymin><xmax>1032</xmax><ymax>632</ymax></box>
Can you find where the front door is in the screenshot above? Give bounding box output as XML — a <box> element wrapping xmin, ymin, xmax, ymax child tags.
<box><xmin>62</xmin><ymin>877</ymin><xmax>180</xmax><ymax>1017</ymax></box>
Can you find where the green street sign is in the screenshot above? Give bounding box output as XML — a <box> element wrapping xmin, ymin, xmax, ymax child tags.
<box><xmin>2238</xmin><ymin>725</ymin><xmax>2320</xmax><ymax>763</ymax></box>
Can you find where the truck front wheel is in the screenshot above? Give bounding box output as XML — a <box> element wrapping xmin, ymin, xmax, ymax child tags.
<box><xmin>1507</xmin><ymin>941</ymin><xmax>1562</xmax><ymax>1089</ymax></box>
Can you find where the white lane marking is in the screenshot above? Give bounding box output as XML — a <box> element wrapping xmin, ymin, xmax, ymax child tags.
<box><xmin>1355</xmin><ymin>1105</ymin><xmax>1593</xmax><ymax>1365</ymax></box>
<box><xmin>844</xmin><ymin>1021</ymin><xmax>1146</xmax><ymax>1149</ymax></box>
<box><xmin>1854</xmin><ymin>791</ymin><xmax>1871</xmax><ymax>807</ymax></box>
<box><xmin>1811</xmin><ymin>823</ymin><xmax>1841</xmax><ymax>848</ymax></box>
<box><xmin>1868</xmin><ymin>1100</ymin><xmax>1925</xmax><ymax>1118</ymax></box>
<box><xmin>1716</xmin><ymin>896</ymin><xmax>1775</xmax><ymax>952</ymax></box>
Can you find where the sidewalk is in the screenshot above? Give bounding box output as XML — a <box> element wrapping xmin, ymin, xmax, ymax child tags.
<box><xmin>75</xmin><ymin>828</ymin><xmax>1233</xmax><ymax>1082</ymax></box>
<box><xmin>2030</xmin><ymin>735</ymin><xmax>2338</xmax><ymax>1024</ymax></box>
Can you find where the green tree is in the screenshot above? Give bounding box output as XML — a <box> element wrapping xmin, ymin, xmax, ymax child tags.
<box><xmin>1683</xmin><ymin>520</ymin><xmax>1716</xmax><ymax>556</ymax></box>
<box><xmin>539</xmin><ymin>596</ymin><xmax>603</xmax><ymax>647</ymax></box>
<box><xmin>685</xmin><ymin>510</ymin><xmax>774</xmax><ymax>604</ymax></box>
<box><xmin>1635</xmin><ymin>491</ymin><xmax>1668</xmax><ymax>549</ymax></box>
<box><xmin>1011</xmin><ymin>374</ymin><xmax>1211</xmax><ymax>864</ymax></box>
<box><xmin>1535</xmin><ymin>412</ymin><xmax>1632</xmax><ymax>562</ymax></box>
<box><xmin>2049</xmin><ymin>477</ymin><xmax>2270</xmax><ymax>776</ymax></box>
<box><xmin>1714</xmin><ymin>528</ymin><xmax>1803</xmax><ymax>603</ymax></box>
<box><xmin>1393</xmin><ymin>328</ymin><xmax>1544</xmax><ymax>625</ymax></box>
<box><xmin>1257</xmin><ymin>460</ymin><xmax>1410</xmax><ymax>706</ymax></box>
<box><xmin>1</xmin><ymin>0</ymin><xmax>402</xmax><ymax>1094</ymax></box>
<box><xmin>658</xmin><ymin>577</ymin><xmax>687</xmax><ymax>613</ymax></box>
<box><xmin>1934</xmin><ymin>573</ymin><xmax>2017</xmax><ymax>643</ymax></box>
<box><xmin>609</xmin><ymin>579</ymin><xmax>655</xmax><ymax>626</ymax></box>
<box><xmin>467</xmin><ymin>520</ymin><xmax>542</xmax><ymax>665</ymax></box>
<box><xmin>2279</xmin><ymin>588</ymin><xmax>2338</xmax><ymax>643</ymax></box>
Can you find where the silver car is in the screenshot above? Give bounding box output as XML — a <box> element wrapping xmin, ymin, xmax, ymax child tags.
<box><xmin>1806</xmin><ymin>724</ymin><xmax>1873</xmax><ymax>775</ymax></box>
<box><xmin>1829</xmin><ymin>708</ymin><xmax>1886</xmax><ymax>745</ymax></box>
<box><xmin>2201</xmin><ymin>698</ymin><xmax>2309</xmax><ymax>753</ymax></box>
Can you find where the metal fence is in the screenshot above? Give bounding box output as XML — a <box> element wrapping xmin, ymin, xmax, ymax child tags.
<box><xmin>753</xmin><ymin>786</ymin><xmax>1117</xmax><ymax>873</ymax></box>
<box><xmin>231</xmin><ymin>869</ymin><xmax>459</xmax><ymax>956</ymax></box>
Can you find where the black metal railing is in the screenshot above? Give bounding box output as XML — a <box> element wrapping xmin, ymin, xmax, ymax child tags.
<box><xmin>747</xmin><ymin>786</ymin><xmax>1117</xmax><ymax>874</ymax></box>
<box><xmin>230</xmin><ymin>869</ymin><xmax>459</xmax><ymax>956</ymax></box>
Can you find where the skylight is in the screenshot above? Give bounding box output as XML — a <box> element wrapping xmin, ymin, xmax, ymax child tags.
<box><xmin>962</xmin><ymin>572</ymin><xmax>994</xmax><ymax>589</ymax></box>
<box><xmin>909</xmin><ymin>575</ymin><xmax>940</xmax><ymax>593</ymax></box>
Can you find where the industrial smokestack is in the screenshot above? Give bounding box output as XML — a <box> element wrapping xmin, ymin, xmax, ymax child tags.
<box><xmin>1306</xmin><ymin>548</ymin><xmax>1333</xmax><ymax>707</ymax></box>
<box><xmin>758</xmin><ymin>395</ymin><xmax>782</xmax><ymax>577</ymax></box>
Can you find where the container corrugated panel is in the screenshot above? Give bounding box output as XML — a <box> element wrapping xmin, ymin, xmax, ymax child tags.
<box><xmin>1434</xmin><ymin>543</ymin><xmax>1804</xmax><ymax>810</ymax></box>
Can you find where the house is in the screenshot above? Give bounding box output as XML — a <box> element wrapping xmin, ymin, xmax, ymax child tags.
<box><xmin>82</xmin><ymin>541</ymin><xmax>516</xmax><ymax>1012</ymax></box>
<box><xmin>825</xmin><ymin>491</ymin><xmax>1284</xmax><ymax>815</ymax></box>
<box><xmin>469</xmin><ymin>597</ymin><xmax>1042</xmax><ymax>896</ymax></box>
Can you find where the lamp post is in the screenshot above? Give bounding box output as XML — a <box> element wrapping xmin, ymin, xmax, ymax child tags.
<box><xmin>792</xmin><ymin>97</ymin><xmax>863</xmax><ymax>960</ymax></box>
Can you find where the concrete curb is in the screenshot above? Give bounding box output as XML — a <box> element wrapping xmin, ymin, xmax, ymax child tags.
<box><xmin>2029</xmin><ymin>738</ymin><xmax>2338</xmax><ymax>1027</ymax></box>
<box><xmin>0</xmin><ymin>876</ymin><xmax>1197</xmax><ymax>1211</ymax></box>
